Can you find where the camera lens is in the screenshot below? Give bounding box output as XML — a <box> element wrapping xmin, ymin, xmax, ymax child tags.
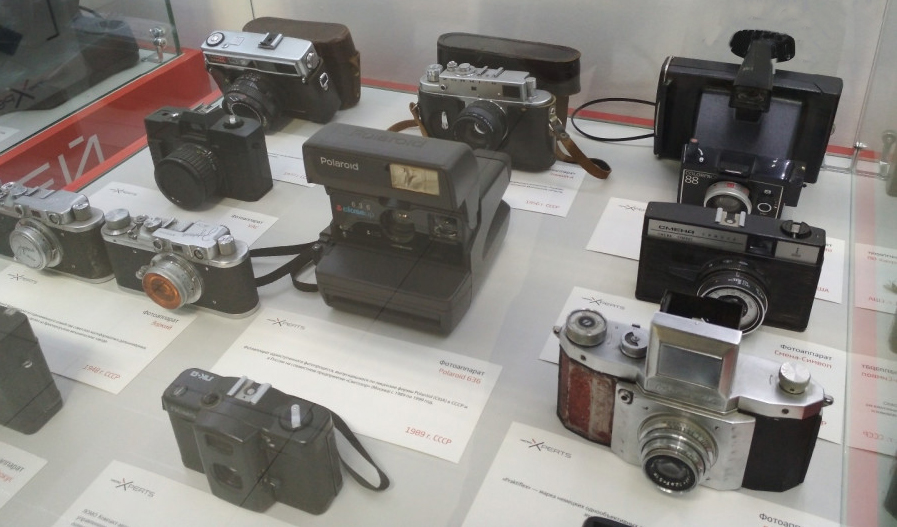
<box><xmin>697</xmin><ymin>261</ymin><xmax>768</xmax><ymax>333</ymax></box>
<box><xmin>638</xmin><ymin>415</ymin><xmax>717</xmax><ymax>494</ymax></box>
<box><xmin>140</xmin><ymin>254</ymin><xmax>202</xmax><ymax>309</ymax></box>
<box><xmin>704</xmin><ymin>181</ymin><xmax>752</xmax><ymax>214</ymax></box>
<box><xmin>381</xmin><ymin>209</ymin><xmax>416</xmax><ymax>244</ymax></box>
<box><xmin>453</xmin><ymin>100</ymin><xmax>508</xmax><ymax>150</ymax></box>
<box><xmin>155</xmin><ymin>143</ymin><xmax>221</xmax><ymax>210</ymax></box>
<box><xmin>8</xmin><ymin>220</ymin><xmax>62</xmax><ymax>270</ymax></box>
<box><xmin>223</xmin><ymin>72</ymin><xmax>282</xmax><ymax>130</ymax></box>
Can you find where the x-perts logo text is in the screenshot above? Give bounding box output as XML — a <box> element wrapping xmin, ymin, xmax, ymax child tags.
<box><xmin>618</xmin><ymin>203</ymin><xmax>645</xmax><ymax>212</ymax></box>
<box><xmin>267</xmin><ymin>317</ymin><xmax>306</xmax><ymax>330</ymax></box>
<box><xmin>108</xmin><ymin>187</ymin><xmax>138</xmax><ymax>196</ymax></box>
<box><xmin>582</xmin><ymin>296</ymin><xmax>625</xmax><ymax>311</ymax></box>
<box><xmin>7</xmin><ymin>273</ymin><xmax>37</xmax><ymax>284</ymax></box>
<box><xmin>111</xmin><ymin>477</ymin><xmax>156</xmax><ymax>498</ymax></box>
<box><xmin>520</xmin><ymin>438</ymin><xmax>572</xmax><ymax>458</ymax></box>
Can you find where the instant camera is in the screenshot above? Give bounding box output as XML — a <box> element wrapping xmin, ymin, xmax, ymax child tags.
<box><xmin>654</xmin><ymin>30</ymin><xmax>842</xmax><ymax>217</ymax></box>
<box><xmin>303</xmin><ymin>123</ymin><xmax>511</xmax><ymax>333</ymax></box>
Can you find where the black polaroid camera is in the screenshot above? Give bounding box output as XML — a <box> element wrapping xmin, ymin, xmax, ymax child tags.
<box><xmin>161</xmin><ymin>368</ymin><xmax>342</xmax><ymax>514</ymax></box>
<box><xmin>655</xmin><ymin>30</ymin><xmax>842</xmax><ymax>217</ymax></box>
<box><xmin>0</xmin><ymin>0</ymin><xmax>139</xmax><ymax>116</ymax></box>
<box><xmin>201</xmin><ymin>29</ymin><xmax>342</xmax><ymax>129</ymax></box>
<box><xmin>635</xmin><ymin>201</ymin><xmax>825</xmax><ymax>333</ymax></box>
<box><xmin>304</xmin><ymin>123</ymin><xmax>512</xmax><ymax>333</ymax></box>
<box><xmin>0</xmin><ymin>307</ymin><xmax>63</xmax><ymax>434</ymax></box>
<box><xmin>145</xmin><ymin>106</ymin><xmax>273</xmax><ymax>210</ymax></box>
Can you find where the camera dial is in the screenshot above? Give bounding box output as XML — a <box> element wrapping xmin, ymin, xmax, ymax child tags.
<box><xmin>155</xmin><ymin>143</ymin><xmax>221</xmax><ymax>210</ymax></box>
<box><xmin>704</xmin><ymin>181</ymin><xmax>752</xmax><ymax>214</ymax></box>
<box><xmin>697</xmin><ymin>260</ymin><xmax>769</xmax><ymax>333</ymax></box>
<box><xmin>565</xmin><ymin>309</ymin><xmax>608</xmax><ymax>347</ymax></box>
<box><xmin>9</xmin><ymin>219</ymin><xmax>62</xmax><ymax>270</ymax></box>
<box><xmin>453</xmin><ymin>100</ymin><xmax>508</xmax><ymax>150</ymax></box>
<box><xmin>638</xmin><ymin>414</ymin><xmax>718</xmax><ymax>494</ymax></box>
<box><xmin>138</xmin><ymin>253</ymin><xmax>203</xmax><ymax>309</ymax></box>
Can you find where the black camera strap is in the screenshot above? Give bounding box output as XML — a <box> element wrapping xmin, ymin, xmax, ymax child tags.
<box><xmin>387</xmin><ymin>102</ymin><xmax>612</xmax><ymax>179</ymax></box>
<box><xmin>331</xmin><ymin>411</ymin><xmax>391</xmax><ymax>491</ymax></box>
<box><xmin>250</xmin><ymin>242</ymin><xmax>320</xmax><ymax>292</ymax></box>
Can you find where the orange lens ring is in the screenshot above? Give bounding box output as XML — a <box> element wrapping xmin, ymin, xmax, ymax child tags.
<box><xmin>142</xmin><ymin>272</ymin><xmax>184</xmax><ymax>309</ymax></box>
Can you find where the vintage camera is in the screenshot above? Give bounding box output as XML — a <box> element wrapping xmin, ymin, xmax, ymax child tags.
<box><xmin>0</xmin><ymin>181</ymin><xmax>113</xmax><ymax>282</ymax></box>
<box><xmin>436</xmin><ymin>32</ymin><xmax>581</xmax><ymax>125</ymax></box>
<box><xmin>0</xmin><ymin>0</ymin><xmax>139</xmax><ymax>115</ymax></box>
<box><xmin>635</xmin><ymin>201</ymin><xmax>825</xmax><ymax>333</ymax></box>
<box><xmin>417</xmin><ymin>62</ymin><xmax>556</xmax><ymax>171</ymax></box>
<box><xmin>679</xmin><ymin>139</ymin><xmax>806</xmax><ymax>218</ymax></box>
<box><xmin>201</xmin><ymin>29</ymin><xmax>342</xmax><ymax>129</ymax></box>
<box><xmin>100</xmin><ymin>209</ymin><xmax>259</xmax><ymax>317</ymax></box>
<box><xmin>0</xmin><ymin>306</ymin><xmax>63</xmax><ymax>434</ymax></box>
<box><xmin>162</xmin><ymin>368</ymin><xmax>342</xmax><ymax>513</ymax></box>
<box><xmin>654</xmin><ymin>30</ymin><xmax>842</xmax><ymax>185</ymax></box>
<box><xmin>145</xmin><ymin>105</ymin><xmax>273</xmax><ymax>210</ymax></box>
<box><xmin>555</xmin><ymin>292</ymin><xmax>832</xmax><ymax>493</ymax></box>
<box><xmin>303</xmin><ymin>123</ymin><xmax>511</xmax><ymax>333</ymax></box>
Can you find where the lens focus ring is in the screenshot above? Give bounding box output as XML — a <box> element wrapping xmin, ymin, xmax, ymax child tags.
<box><xmin>154</xmin><ymin>143</ymin><xmax>220</xmax><ymax>210</ymax></box>
<box><xmin>140</xmin><ymin>253</ymin><xmax>203</xmax><ymax>309</ymax></box>
<box><xmin>452</xmin><ymin>100</ymin><xmax>508</xmax><ymax>151</ymax></box>
<box><xmin>638</xmin><ymin>415</ymin><xmax>717</xmax><ymax>494</ymax></box>
<box><xmin>697</xmin><ymin>264</ymin><xmax>769</xmax><ymax>333</ymax></box>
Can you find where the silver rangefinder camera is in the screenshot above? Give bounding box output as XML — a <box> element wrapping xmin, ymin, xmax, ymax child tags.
<box><xmin>100</xmin><ymin>209</ymin><xmax>259</xmax><ymax>317</ymax></box>
<box><xmin>0</xmin><ymin>181</ymin><xmax>113</xmax><ymax>282</ymax></box>
<box><xmin>555</xmin><ymin>292</ymin><xmax>832</xmax><ymax>494</ymax></box>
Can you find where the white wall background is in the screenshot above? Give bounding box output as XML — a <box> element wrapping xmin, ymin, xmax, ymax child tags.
<box><xmin>165</xmin><ymin>0</ymin><xmax>893</xmax><ymax>152</ymax></box>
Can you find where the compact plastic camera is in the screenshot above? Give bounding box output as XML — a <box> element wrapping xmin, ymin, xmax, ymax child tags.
<box><xmin>635</xmin><ymin>201</ymin><xmax>825</xmax><ymax>333</ymax></box>
<box><xmin>417</xmin><ymin>62</ymin><xmax>556</xmax><ymax>171</ymax></box>
<box><xmin>100</xmin><ymin>209</ymin><xmax>259</xmax><ymax>317</ymax></box>
<box><xmin>162</xmin><ymin>368</ymin><xmax>342</xmax><ymax>514</ymax></box>
<box><xmin>201</xmin><ymin>29</ymin><xmax>342</xmax><ymax>129</ymax></box>
<box><xmin>679</xmin><ymin>139</ymin><xmax>806</xmax><ymax>218</ymax></box>
<box><xmin>0</xmin><ymin>306</ymin><xmax>63</xmax><ymax>434</ymax></box>
<box><xmin>303</xmin><ymin>123</ymin><xmax>511</xmax><ymax>333</ymax></box>
<box><xmin>0</xmin><ymin>181</ymin><xmax>113</xmax><ymax>282</ymax></box>
<box><xmin>555</xmin><ymin>292</ymin><xmax>832</xmax><ymax>493</ymax></box>
<box><xmin>145</xmin><ymin>106</ymin><xmax>273</xmax><ymax>210</ymax></box>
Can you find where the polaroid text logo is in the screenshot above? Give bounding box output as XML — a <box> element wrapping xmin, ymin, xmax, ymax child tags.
<box><xmin>320</xmin><ymin>157</ymin><xmax>359</xmax><ymax>171</ymax></box>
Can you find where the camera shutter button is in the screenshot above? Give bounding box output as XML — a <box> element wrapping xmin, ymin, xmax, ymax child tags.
<box><xmin>778</xmin><ymin>362</ymin><xmax>811</xmax><ymax>394</ymax></box>
<box><xmin>104</xmin><ymin>209</ymin><xmax>132</xmax><ymax>232</ymax></box>
<box><xmin>280</xmin><ymin>403</ymin><xmax>312</xmax><ymax>430</ymax></box>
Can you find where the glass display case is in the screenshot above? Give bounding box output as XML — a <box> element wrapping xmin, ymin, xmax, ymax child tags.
<box><xmin>0</xmin><ymin>0</ymin><xmax>894</xmax><ymax>525</ymax></box>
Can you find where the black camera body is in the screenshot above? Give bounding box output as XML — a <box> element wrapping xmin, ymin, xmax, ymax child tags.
<box><xmin>145</xmin><ymin>106</ymin><xmax>273</xmax><ymax>210</ymax></box>
<box><xmin>202</xmin><ymin>30</ymin><xmax>342</xmax><ymax>129</ymax></box>
<box><xmin>0</xmin><ymin>307</ymin><xmax>62</xmax><ymax>434</ymax></box>
<box><xmin>417</xmin><ymin>62</ymin><xmax>556</xmax><ymax>171</ymax></box>
<box><xmin>161</xmin><ymin>368</ymin><xmax>342</xmax><ymax>514</ymax></box>
<box><xmin>654</xmin><ymin>44</ymin><xmax>842</xmax><ymax>184</ymax></box>
<box><xmin>635</xmin><ymin>201</ymin><xmax>825</xmax><ymax>333</ymax></box>
<box><xmin>679</xmin><ymin>139</ymin><xmax>806</xmax><ymax>218</ymax></box>
<box><xmin>100</xmin><ymin>209</ymin><xmax>259</xmax><ymax>317</ymax></box>
<box><xmin>304</xmin><ymin>123</ymin><xmax>511</xmax><ymax>333</ymax></box>
<box><xmin>0</xmin><ymin>181</ymin><xmax>113</xmax><ymax>282</ymax></box>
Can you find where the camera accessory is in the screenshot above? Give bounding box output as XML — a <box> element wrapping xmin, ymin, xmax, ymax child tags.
<box><xmin>303</xmin><ymin>123</ymin><xmax>511</xmax><ymax>333</ymax></box>
<box><xmin>583</xmin><ymin>517</ymin><xmax>630</xmax><ymax>527</ymax></box>
<box><xmin>0</xmin><ymin>1</ymin><xmax>139</xmax><ymax>116</ymax></box>
<box><xmin>243</xmin><ymin>18</ymin><xmax>361</xmax><ymax>110</ymax></box>
<box><xmin>100</xmin><ymin>209</ymin><xmax>259</xmax><ymax>317</ymax></box>
<box><xmin>162</xmin><ymin>368</ymin><xmax>388</xmax><ymax>513</ymax></box>
<box><xmin>654</xmin><ymin>30</ymin><xmax>842</xmax><ymax>185</ymax></box>
<box><xmin>635</xmin><ymin>201</ymin><xmax>825</xmax><ymax>333</ymax></box>
<box><xmin>556</xmin><ymin>291</ymin><xmax>832</xmax><ymax>493</ymax></box>
<box><xmin>679</xmin><ymin>138</ymin><xmax>806</xmax><ymax>218</ymax></box>
<box><xmin>436</xmin><ymin>32</ymin><xmax>580</xmax><ymax>125</ymax></box>
<box><xmin>417</xmin><ymin>62</ymin><xmax>557</xmax><ymax>171</ymax></box>
<box><xmin>145</xmin><ymin>105</ymin><xmax>273</xmax><ymax>210</ymax></box>
<box><xmin>202</xmin><ymin>29</ymin><xmax>341</xmax><ymax>129</ymax></box>
<box><xmin>0</xmin><ymin>181</ymin><xmax>114</xmax><ymax>282</ymax></box>
<box><xmin>0</xmin><ymin>306</ymin><xmax>63</xmax><ymax>434</ymax></box>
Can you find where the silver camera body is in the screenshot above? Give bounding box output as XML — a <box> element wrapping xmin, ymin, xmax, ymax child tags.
<box><xmin>100</xmin><ymin>209</ymin><xmax>259</xmax><ymax>317</ymax></box>
<box><xmin>556</xmin><ymin>303</ymin><xmax>831</xmax><ymax>493</ymax></box>
<box><xmin>0</xmin><ymin>182</ymin><xmax>113</xmax><ymax>282</ymax></box>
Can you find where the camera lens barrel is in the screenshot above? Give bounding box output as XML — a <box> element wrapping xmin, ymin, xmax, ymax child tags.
<box><xmin>139</xmin><ymin>253</ymin><xmax>203</xmax><ymax>309</ymax></box>
<box><xmin>9</xmin><ymin>219</ymin><xmax>62</xmax><ymax>270</ymax></box>
<box><xmin>703</xmin><ymin>181</ymin><xmax>752</xmax><ymax>214</ymax></box>
<box><xmin>452</xmin><ymin>100</ymin><xmax>508</xmax><ymax>150</ymax></box>
<box><xmin>638</xmin><ymin>415</ymin><xmax>717</xmax><ymax>494</ymax></box>
<box><xmin>697</xmin><ymin>269</ymin><xmax>769</xmax><ymax>333</ymax></box>
<box><xmin>224</xmin><ymin>72</ymin><xmax>282</xmax><ymax>130</ymax></box>
<box><xmin>154</xmin><ymin>143</ymin><xmax>220</xmax><ymax>210</ymax></box>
